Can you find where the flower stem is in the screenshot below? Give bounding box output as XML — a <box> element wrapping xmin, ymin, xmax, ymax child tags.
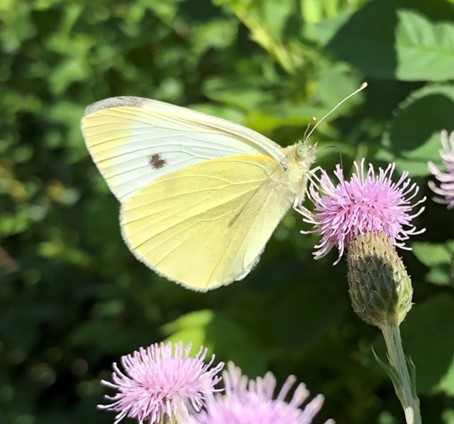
<box><xmin>380</xmin><ymin>323</ymin><xmax>421</xmax><ymax>424</ymax></box>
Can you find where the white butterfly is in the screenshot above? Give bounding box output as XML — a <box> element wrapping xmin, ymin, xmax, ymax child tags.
<box><xmin>81</xmin><ymin>84</ymin><xmax>366</xmax><ymax>291</ymax></box>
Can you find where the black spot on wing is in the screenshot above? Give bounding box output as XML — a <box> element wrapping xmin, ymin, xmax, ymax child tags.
<box><xmin>148</xmin><ymin>153</ymin><xmax>167</xmax><ymax>169</ymax></box>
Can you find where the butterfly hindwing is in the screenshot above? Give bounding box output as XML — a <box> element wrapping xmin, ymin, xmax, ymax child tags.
<box><xmin>120</xmin><ymin>155</ymin><xmax>293</xmax><ymax>290</ymax></box>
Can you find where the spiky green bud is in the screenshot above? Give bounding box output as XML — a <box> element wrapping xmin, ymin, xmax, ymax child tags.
<box><xmin>347</xmin><ymin>231</ymin><xmax>413</xmax><ymax>328</ymax></box>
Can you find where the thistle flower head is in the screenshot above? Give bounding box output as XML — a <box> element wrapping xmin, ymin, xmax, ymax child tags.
<box><xmin>347</xmin><ymin>231</ymin><xmax>413</xmax><ymax>327</ymax></box>
<box><xmin>99</xmin><ymin>341</ymin><xmax>224</xmax><ymax>424</ymax></box>
<box><xmin>428</xmin><ymin>130</ymin><xmax>454</xmax><ymax>209</ymax></box>
<box><xmin>299</xmin><ymin>160</ymin><xmax>425</xmax><ymax>263</ymax></box>
<box><xmin>190</xmin><ymin>362</ymin><xmax>333</xmax><ymax>424</ymax></box>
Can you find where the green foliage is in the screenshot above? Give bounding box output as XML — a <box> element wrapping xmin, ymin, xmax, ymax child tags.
<box><xmin>1</xmin><ymin>0</ymin><xmax>454</xmax><ymax>423</ymax></box>
<box><xmin>401</xmin><ymin>294</ymin><xmax>454</xmax><ymax>396</ymax></box>
<box><xmin>379</xmin><ymin>85</ymin><xmax>454</xmax><ymax>175</ymax></box>
<box><xmin>319</xmin><ymin>0</ymin><xmax>454</xmax><ymax>81</ymax></box>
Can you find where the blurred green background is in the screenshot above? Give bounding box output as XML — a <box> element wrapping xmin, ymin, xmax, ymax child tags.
<box><xmin>1</xmin><ymin>0</ymin><xmax>454</xmax><ymax>423</ymax></box>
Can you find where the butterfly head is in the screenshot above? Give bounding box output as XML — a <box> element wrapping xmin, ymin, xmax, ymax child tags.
<box><xmin>295</xmin><ymin>139</ymin><xmax>317</xmax><ymax>171</ymax></box>
<box><xmin>281</xmin><ymin>139</ymin><xmax>317</xmax><ymax>206</ymax></box>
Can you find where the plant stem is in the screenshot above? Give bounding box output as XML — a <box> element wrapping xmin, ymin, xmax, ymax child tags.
<box><xmin>380</xmin><ymin>323</ymin><xmax>422</xmax><ymax>424</ymax></box>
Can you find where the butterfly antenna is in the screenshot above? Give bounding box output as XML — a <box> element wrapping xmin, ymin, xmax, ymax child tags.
<box><xmin>303</xmin><ymin>116</ymin><xmax>317</xmax><ymax>141</ymax></box>
<box><xmin>304</xmin><ymin>82</ymin><xmax>368</xmax><ymax>141</ymax></box>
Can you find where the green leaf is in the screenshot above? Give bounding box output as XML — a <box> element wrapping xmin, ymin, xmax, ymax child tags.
<box><xmin>377</xmin><ymin>85</ymin><xmax>454</xmax><ymax>176</ymax></box>
<box><xmin>442</xmin><ymin>409</ymin><xmax>454</xmax><ymax>424</ymax></box>
<box><xmin>413</xmin><ymin>241</ymin><xmax>454</xmax><ymax>267</ymax></box>
<box><xmin>301</xmin><ymin>0</ymin><xmax>366</xmax><ymax>24</ymax></box>
<box><xmin>413</xmin><ymin>241</ymin><xmax>454</xmax><ymax>287</ymax></box>
<box><xmin>190</xmin><ymin>18</ymin><xmax>238</xmax><ymax>54</ymax></box>
<box><xmin>372</xmin><ymin>347</ymin><xmax>400</xmax><ymax>389</ymax></box>
<box><xmin>163</xmin><ymin>310</ymin><xmax>267</xmax><ymax>376</ymax></box>
<box><xmin>426</xmin><ymin>268</ymin><xmax>453</xmax><ymax>287</ymax></box>
<box><xmin>394</xmin><ymin>6</ymin><xmax>454</xmax><ymax>81</ymax></box>
<box><xmin>401</xmin><ymin>293</ymin><xmax>454</xmax><ymax>395</ymax></box>
<box><xmin>213</xmin><ymin>0</ymin><xmax>305</xmax><ymax>73</ymax></box>
<box><xmin>323</xmin><ymin>0</ymin><xmax>454</xmax><ymax>81</ymax></box>
<box><xmin>315</xmin><ymin>63</ymin><xmax>364</xmax><ymax>114</ymax></box>
<box><xmin>203</xmin><ymin>77</ymin><xmax>275</xmax><ymax>110</ymax></box>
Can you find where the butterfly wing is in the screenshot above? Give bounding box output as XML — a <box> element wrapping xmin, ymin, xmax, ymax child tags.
<box><xmin>81</xmin><ymin>96</ymin><xmax>285</xmax><ymax>202</ymax></box>
<box><xmin>121</xmin><ymin>155</ymin><xmax>293</xmax><ymax>290</ymax></box>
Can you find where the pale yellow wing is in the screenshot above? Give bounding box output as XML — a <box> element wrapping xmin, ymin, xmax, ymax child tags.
<box><xmin>121</xmin><ymin>155</ymin><xmax>293</xmax><ymax>290</ymax></box>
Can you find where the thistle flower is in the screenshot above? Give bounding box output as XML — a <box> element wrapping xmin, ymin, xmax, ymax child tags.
<box><xmin>99</xmin><ymin>341</ymin><xmax>224</xmax><ymax>424</ymax></box>
<box><xmin>299</xmin><ymin>160</ymin><xmax>425</xmax><ymax>328</ymax></box>
<box><xmin>428</xmin><ymin>130</ymin><xmax>454</xmax><ymax>208</ymax></box>
<box><xmin>299</xmin><ymin>160</ymin><xmax>425</xmax><ymax>264</ymax></box>
<box><xmin>190</xmin><ymin>362</ymin><xmax>333</xmax><ymax>424</ymax></box>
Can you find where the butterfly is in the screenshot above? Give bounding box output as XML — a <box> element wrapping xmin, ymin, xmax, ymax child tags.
<box><xmin>81</xmin><ymin>85</ymin><xmax>366</xmax><ymax>291</ymax></box>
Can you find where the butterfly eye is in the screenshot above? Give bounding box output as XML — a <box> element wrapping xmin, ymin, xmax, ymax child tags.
<box><xmin>296</xmin><ymin>145</ymin><xmax>308</xmax><ymax>159</ymax></box>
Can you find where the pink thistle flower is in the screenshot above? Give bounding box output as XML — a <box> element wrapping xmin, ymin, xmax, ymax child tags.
<box><xmin>298</xmin><ymin>160</ymin><xmax>425</xmax><ymax>263</ymax></box>
<box><xmin>98</xmin><ymin>341</ymin><xmax>224</xmax><ymax>424</ymax></box>
<box><xmin>190</xmin><ymin>362</ymin><xmax>333</xmax><ymax>424</ymax></box>
<box><xmin>428</xmin><ymin>130</ymin><xmax>454</xmax><ymax>208</ymax></box>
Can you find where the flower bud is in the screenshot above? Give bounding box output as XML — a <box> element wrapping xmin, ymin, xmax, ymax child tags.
<box><xmin>347</xmin><ymin>231</ymin><xmax>413</xmax><ymax>328</ymax></box>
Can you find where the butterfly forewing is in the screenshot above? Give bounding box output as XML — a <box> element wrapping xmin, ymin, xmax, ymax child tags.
<box><xmin>81</xmin><ymin>97</ymin><xmax>285</xmax><ymax>202</ymax></box>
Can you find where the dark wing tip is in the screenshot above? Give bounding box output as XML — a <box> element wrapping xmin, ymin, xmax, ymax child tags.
<box><xmin>84</xmin><ymin>96</ymin><xmax>149</xmax><ymax>115</ymax></box>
